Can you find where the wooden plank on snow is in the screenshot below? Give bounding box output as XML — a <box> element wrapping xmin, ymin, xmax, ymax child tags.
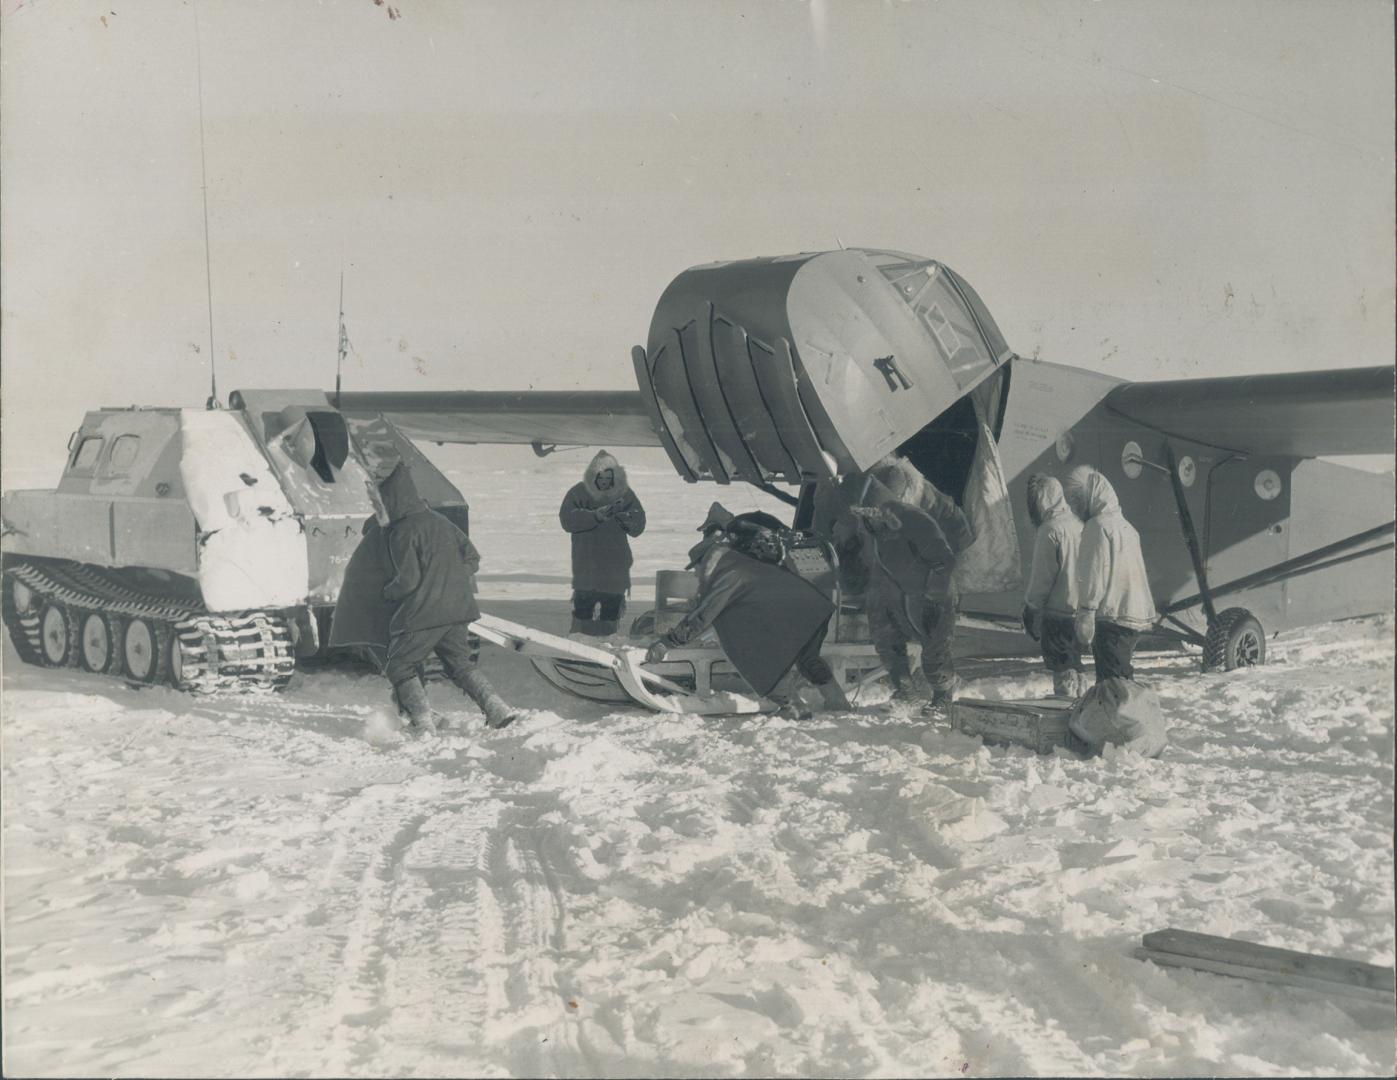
<box><xmin>1141</xmin><ymin>928</ymin><xmax>1395</xmax><ymax>996</ymax></box>
<box><xmin>1135</xmin><ymin>947</ymin><xmax>1396</xmax><ymax>1006</ymax></box>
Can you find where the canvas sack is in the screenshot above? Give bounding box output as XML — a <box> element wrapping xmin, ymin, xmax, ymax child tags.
<box><xmin>1067</xmin><ymin>677</ymin><xmax>1168</xmax><ymax>758</ymax></box>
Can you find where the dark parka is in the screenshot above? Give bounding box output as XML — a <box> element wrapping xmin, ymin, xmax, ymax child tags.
<box><xmin>559</xmin><ymin>451</ymin><xmax>646</xmax><ymax>594</ymax></box>
<box><xmin>328</xmin><ymin>464</ymin><xmax>481</xmax><ymax>663</ymax></box>
<box><xmin>860</xmin><ymin>499</ymin><xmax>958</xmax><ymax>641</ymax></box>
<box><xmin>858</xmin><ymin>468</ymin><xmax>974</xmax><ymax>603</ymax></box>
<box><xmin>661</xmin><ymin>545</ymin><xmax>834</xmax><ymax>696</ymax></box>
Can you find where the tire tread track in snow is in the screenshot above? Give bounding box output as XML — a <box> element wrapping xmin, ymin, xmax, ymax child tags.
<box><xmin>478</xmin><ymin>793</ymin><xmax>605</xmax><ymax>1077</ymax></box>
<box><xmin>285</xmin><ymin>783</ymin><xmax>433</xmax><ymax>1075</ymax></box>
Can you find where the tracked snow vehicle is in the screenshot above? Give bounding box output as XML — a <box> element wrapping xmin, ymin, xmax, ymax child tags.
<box><xmin>2</xmin><ymin>390</ymin><xmax>469</xmax><ymax>691</ymax></box>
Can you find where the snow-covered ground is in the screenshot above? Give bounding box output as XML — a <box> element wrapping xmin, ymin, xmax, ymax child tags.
<box><xmin>3</xmin><ymin>453</ymin><xmax>1395</xmax><ymax>1077</ymax></box>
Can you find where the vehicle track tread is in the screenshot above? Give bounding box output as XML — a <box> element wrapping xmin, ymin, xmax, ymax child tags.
<box><xmin>2</xmin><ymin>561</ymin><xmax>295</xmax><ymax>692</ymax></box>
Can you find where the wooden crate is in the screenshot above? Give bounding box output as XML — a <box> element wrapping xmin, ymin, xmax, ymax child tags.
<box><xmin>951</xmin><ymin>697</ymin><xmax>1079</xmax><ymax>754</ymax></box>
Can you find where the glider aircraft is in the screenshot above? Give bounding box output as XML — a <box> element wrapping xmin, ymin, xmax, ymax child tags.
<box><xmin>334</xmin><ymin>249</ymin><xmax>1394</xmax><ymax>705</ymax></box>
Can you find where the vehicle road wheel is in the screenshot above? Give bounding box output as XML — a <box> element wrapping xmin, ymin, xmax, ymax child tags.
<box><xmin>123</xmin><ymin>616</ymin><xmax>170</xmax><ymax>685</ymax></box>
<box><xmin>1204</xmin><ymin>607</ymin><xmax>1266</xmax><ymax>671</ymax></box>
<box><xmin>39</xmin><ymin>602</ymin><xmax>76</xmax><ymax>667</ymax></box>
<box><xmin>79</xmin><ymin>611</ymin><xmax>120</xmax><ymax>674</ymax></box>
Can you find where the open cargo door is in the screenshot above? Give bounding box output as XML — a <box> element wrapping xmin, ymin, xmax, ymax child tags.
<box><xmin>954</xmin><ymin>374</ymin><xmax>1022</xmax><ymax>593</ymax></box>
<box><xmin>887</xmin><ymin>366</ymin><xmax>1022</xmax><ymax>593</ymax></box>
<box><xmin>633</xmin><ymin>249</ymin><xmax>1015</xmax><ymax>484</ymax></box>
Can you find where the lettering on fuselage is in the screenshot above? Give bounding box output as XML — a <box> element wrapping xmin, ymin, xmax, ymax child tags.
<box><xmin>872</xmin><ymin>355</ymin><xmax>912</xmax><ymax>392</ymax></box>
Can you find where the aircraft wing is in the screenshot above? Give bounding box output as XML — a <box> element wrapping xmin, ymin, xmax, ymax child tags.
<box><xmin>1105</xmin><ymin>366</ymin><xmax>1395</xmax><ymax>457</ymax></box>
<box><xmin>333</xmin><ymin>390</ymin><xmax>660</xmax><ymax>448</ymax></box>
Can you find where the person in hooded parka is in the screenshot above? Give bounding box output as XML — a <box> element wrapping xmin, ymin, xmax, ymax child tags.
<box><xmin>329</xmin><ymin>462</ymin><xmax>521</xmax><ymax>733</ymax></box>
<box><xmin>559</xmin><ymin>450</ymin><xmax>647</xmax><ymax>636</ymax></box>
<box><xmin>1022</xmin><ymin>474</ymin><xmax>1088</xmax><ymax>697</ymax></box>
<box><xmin>1063</xmin><ymin>465</ymin><xmax>1158</xmax><ymax>682</ymax></box>
<box><xmin>851</xmin><ymin>454</ymin><xmax>976</xmax><ymax>709</ymax></box>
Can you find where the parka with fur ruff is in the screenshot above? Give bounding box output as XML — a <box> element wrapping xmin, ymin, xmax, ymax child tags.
<box><xmin>855</xmin><ymin>455</ymin><xmax>975</xmax><ymax>605</ymax></box>
<box><xmin>559</xmin><ymin>451</ymin><xmax>647</xmax><ymax>594</ymax></box>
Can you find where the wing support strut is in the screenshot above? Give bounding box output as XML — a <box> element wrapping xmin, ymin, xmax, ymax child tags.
<box><xmin>1127</xmin><ymin>444</ymin><xmax>1218</xmax><ymax>627</ymax></box>
<box><xmin>1165</xmin><ymin>443</ymin><xmax>1217</xmax><ymax>626</ymax></box>
<box><xmin>1159</xmin><ymin>520</ymin><xmax>1395</xmax><ymax>620</ymax></box>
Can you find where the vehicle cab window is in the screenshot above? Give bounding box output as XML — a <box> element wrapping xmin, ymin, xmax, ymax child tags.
<box><xmin>103</xmin><ymin>434</ymin><xmax>142</xmax><ymax>476</ymax></box>
<box><xmin>70</xmin><ymin>435</ymin><xmax>104</xmax><ymax>473</ymax></box>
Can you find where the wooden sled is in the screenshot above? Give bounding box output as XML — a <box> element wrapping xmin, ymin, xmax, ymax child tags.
<box><xmin>469</xmin><ymin>613</ymin><xmax>774</xmax><ymax>716</ymax></box>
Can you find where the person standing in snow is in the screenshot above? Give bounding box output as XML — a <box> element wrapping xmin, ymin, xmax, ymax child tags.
<box><xmin>329</xmin><ymin>462</ymin><xmax>521</xmax><ymax>734</ymax></box>
<box><xmin>850</xmin><ymin>455</ymin><xmax>975</xmax><ymax>710</ymax></box>
<box><xmin>1021</xmin><ymin>474</ymin><xmax>1088</xmax><ymax>698</ymax></box>
<box><xmin>559</xmin><ymin>450</ymin><xmax>646</xmax><ymax>637</ymax></box>
<box><xmin>644</xmin><ymin>513</ymin><xmax>850</xmax><ymax>714</ymax></box>
<box><xmin>1063</xmin><ymin>465</ymin><xmax>1158</xmax><ymax>683</ymax></box>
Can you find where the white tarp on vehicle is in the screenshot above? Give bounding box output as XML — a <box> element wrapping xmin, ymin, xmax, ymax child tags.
<box><xmin>179</xmin><ymin>410</ymin><xmax>309</xmax><ymax>611</ymax></box>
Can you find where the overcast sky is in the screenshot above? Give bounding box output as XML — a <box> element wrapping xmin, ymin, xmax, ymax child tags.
<box><xmin>2</xmin><ymin>0</ymin><xmax>1393</xmax><ymax>482</ymax></box>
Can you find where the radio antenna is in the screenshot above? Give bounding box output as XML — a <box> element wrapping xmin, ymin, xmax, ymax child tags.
<box><xmin>194</xmin><ymin>0</ymin><xmax>220</xmax><ymax>409</ymax></box>
<box><xmin>335</xmin><ymin>268</ymin><xmax>350</xmax><ymax>408</ymax></box>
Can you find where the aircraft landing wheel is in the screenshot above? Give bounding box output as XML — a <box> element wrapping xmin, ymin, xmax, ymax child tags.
<box><xmin>39</xmin><ymin>602</ymin><xmax>76</xmax><ymax>667</ymax></box>
<box><xmin>123</xmin><ymin>617</ymin><xmax>170</xmax><ymax>685</ymax></box>
<box><xmin>79</xmin><ymin>611</ymin><xmax>121</xmax><ymax>674</ymax></box>
<box><xmin>1204</xmin><ymin>607</ymin><xmax>1266</xmax><ymax>671</ymax></box>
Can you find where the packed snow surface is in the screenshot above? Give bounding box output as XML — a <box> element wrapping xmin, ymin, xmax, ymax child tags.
<box><xmin>3</xmin><ymin>456</ymin><xmax>1394</xmax><ymax>1076</ymax></box>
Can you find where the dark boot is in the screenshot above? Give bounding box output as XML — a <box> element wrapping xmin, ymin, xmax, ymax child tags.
<box><xmin>886</xmin><ymin>656</ymin><xmax>914</xmax><ymax>700</ymax></box>
<box><xmin>815</xmin><ymin>678</ymin><xmax>851</xmax><ymax>712</ymax></box>
<box><xmin>393</xmin><ymin>676</ymin><xmax>442</xmax><ymax>734</ymax></box>
<box><xmin>455</xmin><ymin>668</ymin><xmax>523</xmax><ymax>730</ymax></box>
<box><xmin>923</xmin><ymin>673</ymin><xmax>960</xmax><ymax>717</ymax></box>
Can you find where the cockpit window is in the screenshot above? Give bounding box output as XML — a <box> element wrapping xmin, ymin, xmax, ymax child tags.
<box><xmin>878</xmin><ymin>259</ymin><xmax>996</xmax><ymax>390</ymax></box>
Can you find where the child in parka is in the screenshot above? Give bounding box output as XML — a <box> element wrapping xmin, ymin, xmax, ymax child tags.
<box><xmin>1063</xmin><ymin>465</ymin><xmax>1158</xmax><ymax>682</ymax></box>
<box><xmin>559</xmin><ymin>450</ymin><xmax>647</xmax><ymax>636</ymax></box>
<box><xmin>1022</xmin><ymin>473</ymin><xmax>1088</xmax><ymax>697</ymax></box>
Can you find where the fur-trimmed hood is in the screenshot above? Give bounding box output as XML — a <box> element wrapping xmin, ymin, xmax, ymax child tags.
<box><xmin>861</xmin><ymin>454</ymin><xmax>975</xmax><ymax>556</ymax></box>
<box><xmin>583</xmin><ymin>450</ymin><xmax>629</xmax><ymax>504</ymax></box>
<box><xmin>867</xmin><ymin>454</ymin><xmax>926</xmax><ymax>505</ymax></box>
<box><xmin>867</xmin><ymin>454</ymin><xmax>960</xmax><ymax>521</ymax></box>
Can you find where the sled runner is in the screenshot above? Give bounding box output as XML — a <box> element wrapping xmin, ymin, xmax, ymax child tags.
<box><xmin>469</xmin><ymin>613</ymin><xmax>774</xmax><ymax>715</ymax></box>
